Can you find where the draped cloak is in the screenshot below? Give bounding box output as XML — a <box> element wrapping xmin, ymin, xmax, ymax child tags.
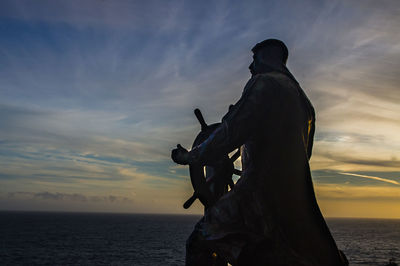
<box><xmin>189</xmin><ymin>71</ymin><xmax>347</xmax><ymax>265</ymax></box>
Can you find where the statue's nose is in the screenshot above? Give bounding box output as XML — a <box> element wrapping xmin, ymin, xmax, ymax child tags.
<box><xmin>249</xmin><ymin>62</ymin><xmax>255</xmax><ymax>73</ymax></box>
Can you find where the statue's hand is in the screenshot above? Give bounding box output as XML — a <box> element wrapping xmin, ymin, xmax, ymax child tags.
<box><xmin>171</xmin><ymin>144</ymin><xmax>190</xmax><ymax>165</ymax></box>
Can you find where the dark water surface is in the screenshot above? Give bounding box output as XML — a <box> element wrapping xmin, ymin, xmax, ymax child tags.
<box><xmin>327</xmin><ymin>218</ymin><xmax>400</xmax><ymax>266</ymax></box>
<box><xmin>0</xmin><ymin>211</ymin><xmax>399</xmax><ymax>265</ymax></box>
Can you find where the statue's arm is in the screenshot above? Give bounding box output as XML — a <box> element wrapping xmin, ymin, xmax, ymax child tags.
<box><xmin>186</xmin><ymin>75</ymin><xmax>279</xmax><ymax>165</ymax></box>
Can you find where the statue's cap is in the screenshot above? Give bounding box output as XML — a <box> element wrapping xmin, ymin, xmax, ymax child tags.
<box><xmin>252</xmin><ymin>39</ymin><xmax>288</xmax><ymax>64</ymax></box>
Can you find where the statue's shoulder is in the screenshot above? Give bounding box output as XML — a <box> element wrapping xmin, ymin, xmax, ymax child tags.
<box><xmin>259</xmin><ymin>71</ymin><xmax>301</xmax><ymax>94</ymax></box>
<box><xmin>247</xmin><ymin>73</ymin><xmax>282</xmax><ymax>93</ymax></box>
<box><xmin>251</xmin><ymin>72</ymin><xmax>289</xmax><ymax>86</ymax></box>
<box><xmin>252</xmin><ymin>72</ymin><xmax>276</xmax><ymax>81</ymax></box>
<box><xmin>258</xmin><ymin>71</ymin><xmax>290</xmax><ymax>82</ymax></box>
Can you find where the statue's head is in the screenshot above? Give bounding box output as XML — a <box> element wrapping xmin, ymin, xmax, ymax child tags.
<box><xmin>249</xmin><ymin>39</ymin><xmax>289</xmax><ymax>75</ymax></box>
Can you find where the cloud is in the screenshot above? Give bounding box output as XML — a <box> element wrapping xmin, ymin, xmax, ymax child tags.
<box><xmin>315</xmin><ymin>184</ymin><xmax>400</xmax><ymax>201</ymax></box>
<box><xmin>0</xmin><ymin>104</ymin><xmax>169</xmax><ymax>161</ymax></box>
<box><xmin>0</xmin><ymin>0</ymin><xmax>399</xmax><ymax>216</ymax></box>
<box><xmin>6</xmin><ymin>191</ymin><xmax>132</xmax><ymax>203</ymax></box>
<box><xmin>315</xmin><ymin>131</ymin><xmax>386</xmax><ymax>144</ymax></box>
<box><xmin>338</xmin><ymin>172</ymin><xmax>399</xmax><ymax>185</ymax></box>
<box><xmin>0</xmin><ymin>0</ymin><xmax>184</xmax><ymax>31</ymax></box>
<box><xmin>319</xmin><ymin>152</ymin><xmax>400</xmax><ymax>168</ymax></box>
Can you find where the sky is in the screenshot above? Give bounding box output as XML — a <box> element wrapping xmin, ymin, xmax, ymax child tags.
<box><xmin>0</xmin><ymin>0</ymin><xmax>399</xmax><ymax>218</ymax></box>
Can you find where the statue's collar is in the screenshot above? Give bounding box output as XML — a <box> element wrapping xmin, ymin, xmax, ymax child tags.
<box><xmin>257</xmin><ymin>62</ymin><xmax>299</xmax><ymax>84</ymax></box>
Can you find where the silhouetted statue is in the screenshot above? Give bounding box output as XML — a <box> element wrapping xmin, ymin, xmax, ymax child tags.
<box><xmin>172</xmin><ymin>39</ymin><xmax>348</xmax><ymax>266</ymax></box>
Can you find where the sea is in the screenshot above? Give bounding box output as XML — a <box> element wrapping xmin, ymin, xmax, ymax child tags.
<box><xmin>0</xmin><ymin>211</ymin><xmax>399</xmax><ymax>266</ymax></box>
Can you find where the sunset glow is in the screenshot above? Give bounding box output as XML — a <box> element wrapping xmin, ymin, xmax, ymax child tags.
<box><xmin>0</xmin><ymin>0</ymin><xmax>399</xmax><ymax>218</ymax></box>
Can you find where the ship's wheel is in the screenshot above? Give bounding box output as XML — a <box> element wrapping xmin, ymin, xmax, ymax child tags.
<box><xmin>183</xmin><ymin>109</ymin><xmax>242</xmax><ymax>210</ymax></box>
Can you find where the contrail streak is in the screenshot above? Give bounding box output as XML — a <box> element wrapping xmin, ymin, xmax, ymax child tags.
<box><xmin>339</xmin><ymin>172</ymin><xmax>399</xmax><ymax>185</ymax></box>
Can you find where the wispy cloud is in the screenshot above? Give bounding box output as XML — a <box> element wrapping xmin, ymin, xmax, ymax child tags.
<box><xmin>6</xmin><ymin>191</ymin><xmax>133</xmax><ymax>203</ymax></box>
<box><xmin>339</xmin><ymin>172</ymin><xmax>399</xmax><ymax>185</ymax></box>
<box><xmin>315</xmin><ymin>184</ymin><xmax>400</xmax><ymax>201</ymax></box>
<box><xmin>0</xmin><ymin>0</ymin><xmax>399</xmax><ymax>216</ymax></box>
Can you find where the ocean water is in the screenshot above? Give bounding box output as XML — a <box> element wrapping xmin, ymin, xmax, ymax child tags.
<box><xmin>0</xmin><ymin>212</ymin><xmax>399</xmax><ymax>266</ymax></box>
<box><xmin>327</xmin><ymin>218</ymin><xmax>400</xmax><ymax>265</ymax></box>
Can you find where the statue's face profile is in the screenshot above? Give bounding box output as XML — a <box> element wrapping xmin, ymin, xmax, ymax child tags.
<box><xmin>248</xmin><ymin>52</ymin><xmax>263</xmax><ymax>76</ymax></box>
<box><xmin>249</xmin><ymin>58</ymin><xmax>255</xmax><ymax>75</ymax></box>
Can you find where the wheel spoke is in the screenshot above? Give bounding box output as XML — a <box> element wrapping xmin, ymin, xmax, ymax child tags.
<box><xmin>233</xmin><ymin>169</ymin><xmax>242</xmax><ymax>176</ymax></box>
<box><xmin>230</xmin><ymin>149</ymin><xmax>240</xmax><ymax>162</ymax></box>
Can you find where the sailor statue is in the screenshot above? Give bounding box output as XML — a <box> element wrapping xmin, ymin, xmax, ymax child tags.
<box><xmin>172</xmin><ymin>39</ymin><xmax>348</xmax><ymax>266</ymax></box>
